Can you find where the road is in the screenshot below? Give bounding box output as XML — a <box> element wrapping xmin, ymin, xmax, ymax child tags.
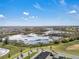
<box><xmin>34</xmin><ymin>51</ymin><xmax>50</xmax><ymax>59</ymax></box>
<box><xmin>32</xmin><ymin>48</ymin><xmax>79</xmax><ymax>59</ymax></box>
<box><xmin>14</xmin><ymin>48</ymin><xmax>79</xmax><ymax>59</ymax></box>
<box><xmin>14</xmin><ymin>48</ymin><xmax>37</xmax><ymax>59</ymax></box>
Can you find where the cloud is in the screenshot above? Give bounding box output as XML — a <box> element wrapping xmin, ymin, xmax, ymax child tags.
<box><xmin>0</xmin><ymin>14</ymin><xmax>5</xmax><ymax>18</ymax></box>
<box><xmin>68</xmin><ymin>10</ymin><xmax>77</xmax><ymax>14</ymax></box>
<box><xmin>23</xmin><ymin>16</ymin><xmax>39</xmax><ymax>20</ymax></box>
<box><xmin>33</xmin><ymin>2</ymin><xmax>43</xmax><ymax>11</ymax></box>
<box><xmin>59</xmin><ymin>0</ymin><xmax>66</xmax><ymax>5</ymax></box>
<box><xmin>29</xmin><ymin>16</ymin><xmax>38</xmax><ymax>19</ymax></box>
<box><xmin>22</xmin><ymin>11</ymin><xmax>39</xmax><ymax>20</ymax></box>
<box><xmin>68</xmin><ymin>9</ymin><xmax>79</xmax><ymax>20</ymax></box>
<box><xmin>23</xmin><ymin>12</ymin><xmax>29</xmax><ymax>16</ymax></box>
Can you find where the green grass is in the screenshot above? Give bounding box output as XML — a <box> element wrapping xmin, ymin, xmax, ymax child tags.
<box><xmin>0</xmin><ymin>43</ymin><xmax>29</xmax><ymax>59</ymax></box>
<box><xmin>9</xmin><ymin>48</ymin><xmax>29</xmax><ymax>59</ymax></box>
<box><xmin>0</xmin><ymin>40</ymin><xmax>79</xmax><ymax>59</ymax></box>
<box><xmin>24</xmin><ymin>52</ymin><xmax>37</xmax><ymax>59</ymax></box>
<box><xmin>0</xmin><ymin>44</ymin><xmax>20</xmax><ymax>59</ymax></box>
<box><xmin>33</xmin><ymin>40</ymin><xmax>79</xmax><ymax>56</ymax></box>
<box><xmin>51</xmin><ymin>40</ymin><xmax>79</xmax><ymax>56</ymax></box>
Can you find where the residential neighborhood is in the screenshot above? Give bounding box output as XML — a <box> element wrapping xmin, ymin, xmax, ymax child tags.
<box><xmin>0</xmin><ymin>0</ymin><xmax>79</xmax><ymax>59</ymax></box>
<box><xmin>0</xmin><ymin>26</ymin><xmax>79</xmax><ymax>59</ymax></box>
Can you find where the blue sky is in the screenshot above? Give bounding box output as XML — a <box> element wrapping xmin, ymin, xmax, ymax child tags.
<box><xmin>0</xmin><ymin>0</ymin><xmax>79</xmax><ymax>26</ymax></box>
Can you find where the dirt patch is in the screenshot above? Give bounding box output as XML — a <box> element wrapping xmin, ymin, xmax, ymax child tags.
<box><xmin>66</xmin><ymin>44</ymin><xmax>79</xmax><ymax>50</ymax></box>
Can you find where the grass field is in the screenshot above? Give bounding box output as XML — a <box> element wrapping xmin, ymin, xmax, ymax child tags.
<box><xmin>51</xmin><ymin>40</ymin><xmax>79</xmax><ymax>56</ymax></box>
<box><xmin>37</xmin><ymin>40</ymin><xmax>79</xmax><ymax>56</ymax></box>
<box><xmin>24</xmin><ymin>52</ymin><xmax>37</xmax><ymax>59</ymax></box>
<box><xmin>0</xmin><ymin>43</ymin><xmax>29</xmax><ymax>59</ymax></box>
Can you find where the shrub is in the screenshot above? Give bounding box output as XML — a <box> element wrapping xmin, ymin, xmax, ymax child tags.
<box><xmin>69</xmin><ymin>38</ymin><xmax>74</xmax><ymax>42</ymax></box>
<box><xmin>53</xmin><ymin>40</ymin><xmax>60</xmax><ymax>44</ymax></box>
<box><xmin>61</xmin><ymin>39</ymin><xmax>69</xmax><ymax>43</ymax></box>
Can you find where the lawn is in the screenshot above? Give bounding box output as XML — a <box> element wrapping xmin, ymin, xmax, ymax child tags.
<box><xmin>34</xmin><ymin>40</ymin><xmax>79</xmax><ymax>56</ymax></box>
<box><xmin>0</xmin><ymin>40</ymin><xmax>79</xmax><ymax>59</ymax></box>
<box><xmin>0</xmin><ymin>43</ymin><xmax>29</xmax><ymax>59</ymax></box>
<box><xmin>51</xmin><ymin>40</ymin><xmax>79</xmax><ymax>56</ymax></box>
<box><xmin>0</xmin><ymin>45</ymin><xmax>19</xmax><ymax>59</ymax></box>
<box><xmin>9</xmin><ymin>47</ymin><xmax>30</xmax><ymax>59</ymax></box>
<box><xmin>24</xmin><ymin>52</ymin><xmax>37</xmax><ymax>59</ymax></box>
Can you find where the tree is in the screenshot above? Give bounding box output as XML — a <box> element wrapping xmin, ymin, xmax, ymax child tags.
<box><xmin>53</xmin><ymin>40</ymin><xmax>60</xmax><ymax>44</ymax></box>
<box><xmin>0</xmin><ymin>38</ymin><xmax>2</xmax><ymax>42</ymax></box>
<box><xmin>61</xmin><ymin>39</ymin><xmax>69</xmax><ymax>43</ymax></box>
<box><xmin>8</xmin><ymin>53</ymin><xmax>11</xmax><ymax>58</ymax></box>
<box><xmin>3</xmin><ymin>36</ymin><xmax>9</xmax><ymax>45</ymax></box>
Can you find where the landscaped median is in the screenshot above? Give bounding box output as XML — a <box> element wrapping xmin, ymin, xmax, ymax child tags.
<box><xmin>24</xmin><ymin>52</ymin><xmax>37</xmax><ymax>59</ymax></box>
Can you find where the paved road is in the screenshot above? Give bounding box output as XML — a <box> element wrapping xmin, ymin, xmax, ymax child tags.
<box><xmin>46</xmin><ymin>55</ymin><xmax>53</xmax><ymax>59</ymax></box>
<box><xmin>33</xmin><ymin>48</ymin><xmax>79</xmax><ymax>59</ymax></box>
<box><xmin>57</xmin><ymin>52</ymin><xmax>79</xmax><ymax>59</ymax></box>
<box><xmin>34</xmin><ymin>51</ymin><xmax>50</xmax><ymax>59</ymax></box>
<box><xmin>14</xmin><ymin>48</ymin><xmax>79</xmax><ymax>59</ymax></box>
<box><xmin>46</xmin><ymin>49</ymin><xmax>79</xmax><ymax>59</ymax></box>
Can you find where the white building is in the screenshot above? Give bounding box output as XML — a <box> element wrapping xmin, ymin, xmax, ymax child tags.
<box><xmin>44</xmin><ymin>30</ymin><xmax>72</xmax><ymax>35</ymax></box>
<box><xmin>3</xmin><ymin>33</ymin><xmax>53</xmax><ymax>45</ymax></box>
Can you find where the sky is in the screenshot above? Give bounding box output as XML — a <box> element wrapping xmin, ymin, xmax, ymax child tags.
<box><xmin>0</xmin><ymin>0</ymin><xmax>79</xmax><ymax>26</ymax></box>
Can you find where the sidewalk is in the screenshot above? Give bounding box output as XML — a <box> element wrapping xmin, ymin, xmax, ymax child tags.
<box><xmin>14</xmin><ymin>52</ymin><xmax>28</xmax><ymax>59</ymax></box>
<box><xmin>30</xmin><ymin>51</ymin><xmax>41</xmax><ymax>59</ymax></box>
